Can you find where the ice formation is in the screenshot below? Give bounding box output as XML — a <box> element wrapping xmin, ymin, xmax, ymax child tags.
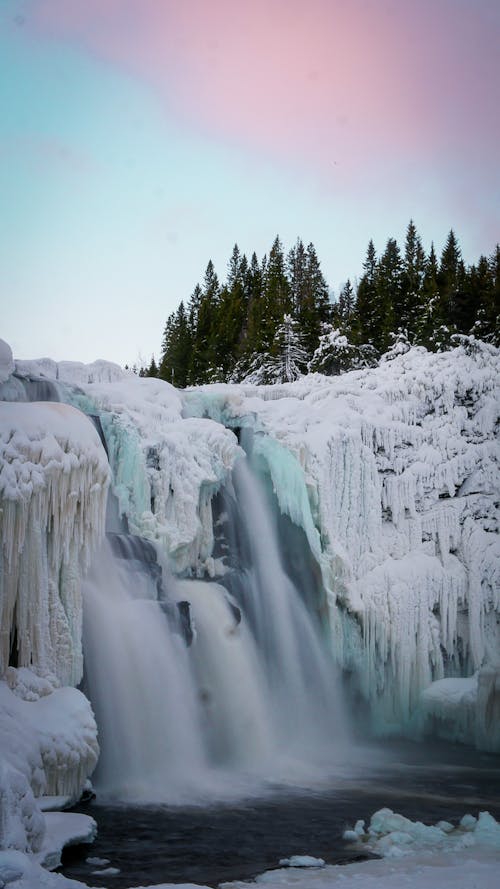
<box><xmin>64</xmin><ymin>375</ymin><xmax>241</xmax><ymax>574</ymax></box>
<box><xmin>0</xmin><ymin>401</ymin><xmax>110</xmax><ymax>685</ymax></box>
<box><xmin>0</xmin><ymin>394</ymin><xmax>106</xmax><ymax>862</ymax></box>
<box><xmin>183</xmin><ymin>342</ymin><xmax>500</xmax><ymax>746</ymax></box>
<box><xmin>343</xmin><ymin>806</ymin><xmax>500</xmax><ymax>858</ymax></box>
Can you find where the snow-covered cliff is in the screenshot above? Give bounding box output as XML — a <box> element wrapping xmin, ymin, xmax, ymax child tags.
<box><xmin>195</xmin><ymin>343</ymin><xmax>500</xmax><ymax>748</ymax></box>
<box><xmin>183</xmin><ymin>343</ymin><xmax>499</xmax><ymax>748</ymax></box>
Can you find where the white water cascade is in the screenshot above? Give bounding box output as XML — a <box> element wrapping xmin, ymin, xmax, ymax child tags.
<box><xmin>82</xmin><ymin>539</ymin><xmax>207</xmax><ymax>802</ymax></box>
<box><xmin>82</xmin><ymin>451</ymin><xmax>348</xmax><ymax>802</ymax></box>
<box><xmin>230</xmin><ymin>455</ymin><xmax>347</xmax><ymax>757</ymax></box>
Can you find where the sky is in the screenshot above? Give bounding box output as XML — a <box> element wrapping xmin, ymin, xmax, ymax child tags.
<box><xmin>1</xmin><ymin>0</ymin><xmax>499</xmax><ymax>366</ymax></box>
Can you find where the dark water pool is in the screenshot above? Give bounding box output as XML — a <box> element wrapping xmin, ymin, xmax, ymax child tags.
<box><xmin>61</xmin><ymin>742</ymin><xmax>500</xmax><ymax>888</ymax></box>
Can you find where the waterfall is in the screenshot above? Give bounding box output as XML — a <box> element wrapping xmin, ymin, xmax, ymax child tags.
<box><xmin>82</xmin><ymin>539</ymin><xmax>208</xmax><ymax>803</ymax></box>
<box><xmin>82</xmin><ymin>446</ymin><xmax>348</xmax><ymax>801</ymax></box>
<box><xmin>228</xmin><ymin>455</ymin><xmax>347</xmax><ymax>757</ymax></box>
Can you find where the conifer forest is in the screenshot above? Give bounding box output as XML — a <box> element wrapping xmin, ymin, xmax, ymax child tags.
<box><xmin>145</xmin><ymin>223</ymin><xmax>499</xmax><ymax>386</ymax></box>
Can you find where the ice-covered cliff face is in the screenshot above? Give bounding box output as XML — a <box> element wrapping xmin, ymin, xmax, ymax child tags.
<box><xmin>0</xmin><ymin>382</ymin><xmax>105</xmax><ymax>852</ymax></box>
<box><xmin>62</xmin><ymin>375</ymin><xmax>241</xmax><ymax>575</ymax></box>
<box><xmin>0</xmin><ymin>401</ymin><xmax>110</xmax><ymax>686</ymax></box>
<box><xmin>183</xmin><ymin>342</ymin><xmax>500</xmax><ymax>748</ymax></box>
<box><xmin>1</xmin><ymin>339</ymin><xmax>498</xmax><ymax>754</ymax></box>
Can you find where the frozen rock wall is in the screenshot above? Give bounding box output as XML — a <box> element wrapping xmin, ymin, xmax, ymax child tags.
<box><xmin>0</xmin><ymin>401</ymin><xmax>110</xmax><ymax>686</ymax></box>
<box><xmin>184</xmin><ymin>342</ymin><xmax>500</xmax><ymax>747</ymax></box>
<box><xmin>0</xmin><ymin>397</ymin><xmax>105</xmax><ymax>856</ymax></box>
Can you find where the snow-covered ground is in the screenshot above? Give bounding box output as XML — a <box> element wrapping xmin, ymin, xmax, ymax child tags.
<box><xmin>1</xmin><ymin>808</ymin><xmax>499</xmax><ymax>889</ymax></box>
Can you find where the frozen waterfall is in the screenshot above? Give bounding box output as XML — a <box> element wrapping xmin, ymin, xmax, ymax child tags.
<box><xmin>81</xmin><ymin>451</ymin><xmax>348</xmax><ymax>802</ymax></box>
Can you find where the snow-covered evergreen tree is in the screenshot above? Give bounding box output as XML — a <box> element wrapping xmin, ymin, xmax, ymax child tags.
<box><xmin>380</xmin><ymin>329</ymin><xmax>411</xmax><ymax>362</ymax></box>
<box><xmin>308</xmin><ymin>324</ymin><xmax>377</xmax><ymax>375</ymax></box>
<box><xmin>272</xmin><ymin>314</ymin><xmax>308</xmax><ymax>382</ymax></box>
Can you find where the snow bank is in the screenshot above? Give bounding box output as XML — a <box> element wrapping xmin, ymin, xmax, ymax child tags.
<box><xmin>185</xmin><ymin>342</ymin><xmax>500</xmax><ymax>746</ymax></box>
<box><xmin>221</xmin><ymin>808</ymin><xmax>500</xmax><ymax>889</ymax></box>
<box><xmin>0</xmin><ymin>672</ymin><xmax>97</xmax><ymax>855</ymax></box>
<box><xmin>220</xmin><ymin>850</ymin><xmax>500</xmax><ymax>889</ymax></box>
<box><xmin>343</xmin><ymin>806</ymin><xmax>500</xmax><ymax>858</ymax></box>
<box><xmin>0</xmin><ymin>675</ymin><xmax>98</xmax><ymax>799</ymax></box>
<box><xmin>0</xmin><ymin>849</ymin><xmax>91</xmax><ymax>888</ymax></box>
<box><xmin>35</xmin><ymin>811</ymin><xmax>96</xmax><ymax>870</ymax></box>
<box><xmin>0</xmin><ymin>672</ymin><xmax>97</xmax><ymax>889</ymax></box>
<box><xmin>0</xmin><ymin>401</ymin><xmax>110</xmax><ymax>685</ymax></box>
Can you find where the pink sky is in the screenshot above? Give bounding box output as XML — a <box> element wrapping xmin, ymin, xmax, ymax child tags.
<box><xmin>31</xmin><ymin>0</ymin><xmax>499</xmax><ymax>188</ymax></box>
<box><xmin>2</xmin><ymin>0</ymin><xmax>498</xmax><ymax>365</ymax></box>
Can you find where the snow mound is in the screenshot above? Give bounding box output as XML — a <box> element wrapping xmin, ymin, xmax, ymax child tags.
<box><xmin>0</xmin><ymin>679</ymin><xmax>98</xmax><ymax>799</ymax></box>
<box><xmin>344</xmin><ymin>807</ymin><xmax>500</xmax><ymax>858</ymax></box>
<box><xmin>279</xmin><ymin>855</ymin><xmax>326</xmax><ymax>867</ymax></box>
<box><xmin>35</xmin><ymin>811</ymin><xmax>96</xmax><ymax>870</ymax></box>
<box><xmin>14</xmin><ymin>357</ymin><xmax>126</xmax><ymax>385</ymax></box>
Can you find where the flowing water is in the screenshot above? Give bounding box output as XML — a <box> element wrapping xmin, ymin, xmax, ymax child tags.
<box><xmin>76</xmin><ymin>438</ymin><xmax>500</xmax><ymax>889</ymax></box>
<box><xmin>62</xmin><ymin>742</ymin><xmax>500</xmax><ymax>888</ymax></box>
<box><xmin>81</xmin><ymin>451</ymin><xmax>349</xmax><ymax>804</ymax></box>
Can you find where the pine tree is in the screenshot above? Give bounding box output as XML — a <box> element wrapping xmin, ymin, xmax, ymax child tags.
<box><xmin>158</xmin><ymin>301</ymin><xmax>192</xmax><ymax>387</ymax></box>
<box><xmin>469</xmin><ymin>252</ymin><xmax>498</xmax><ymax>342</ymax></box>
<box><xmin>261</xmin><ymin>236</ymin><xmax>292</xmax><ymax>349</ymax></box>
<box><xmin>186</xmin><ymin>283</ymin><xmax>203</xmax><ymax>336</ymax></box>
<box><xmin>438</xmin><ymin>229</ymin><xmax>462</xmax><ymax>327</ymax></box>
<box><xmin>400</xmin><ymin>220</ymin><xmax>426</xmax><ymax>338</ymax></box>
<box><xmin>487</xmin><ymin>245</ymin><xmax>500</xmax><ymax>343</ymax></box>
<box><xmin>287</xmin><ymin>238</ymin><xmax>308</xmax><ymax>313</ymax></box>
<box><xmin>190</xmin><ymin>260</ymin><xmax>221</xmax><ymax>383</ymax></box>
<box><xmin>146</xmin><ymin>355</ymin><xmax>158</xmax><ymax>377</ymax></box>
<box><xmin>371</xmin><ymin>238</ymin><xmax>401</xmax><ymax>353</ymax></box>
<box><xmin>216</xmin><ymin>244</ymin><xmax>249</xmax><ymax>376</ymax></box>
<box><xmin>337</xmin><ymin>279</ymin><xmax>355</xmax><ymax>328</ymax></box>
<box><xmin>415</xmin><ymin>243</ymin><xmax>442</xmax><ymax>346</ymax></box>
<box><xmin>241</xmin><ymin>251</ymin><xmax>265</xmax><ymax>357</ymax></box>
<box><xmin>271</xmin><ymin>314</ymin><xmax>308</xmax><ymax>382</ymax></box>
<box><xmin>353</xmin><ymin>240</ymin><xmax>378</xmax><ymax>346</ymax></box>
<box><xmin>308</xmin><ymin>323</ymin><xmax>378</xmax><ymax>375</ymax></box>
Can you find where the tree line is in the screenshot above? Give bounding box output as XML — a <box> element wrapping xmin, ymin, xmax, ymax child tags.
<box><xmin>138</xmin><ymin>223</ymin><xmax>499</xmax><ymax>385</ymax></box>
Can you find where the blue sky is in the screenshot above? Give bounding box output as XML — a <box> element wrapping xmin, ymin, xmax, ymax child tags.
<box><xmin>1</xmin><ymin>1</ymin><xmax>498</xmax><ymax>365</ymax></box>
